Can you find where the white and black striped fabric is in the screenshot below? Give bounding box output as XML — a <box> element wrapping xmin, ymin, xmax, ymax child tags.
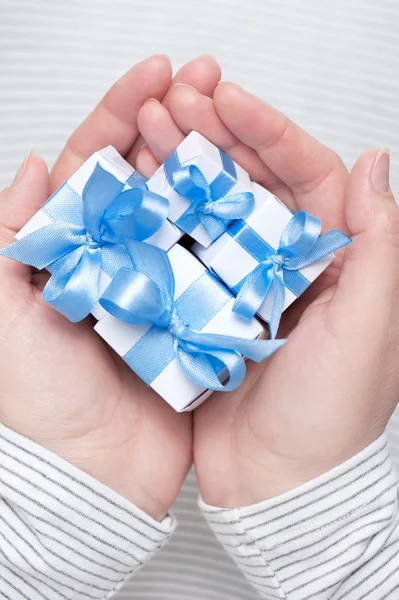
<box><xmin>201</xmin><ymin>435</ymin><xmax>399</xmax><ymax>599</ymax></box>
<box><xmin>0</xmin><ymin>423</ymin><xmax>175</xmax><ymax>599</ymax></box>
<box><xmin>1</xmin><ymin>1</ymin><xmax>399</xmax><ymax>599</ymax></box>
<box><xmin>1</xmin><ymin>424</ymin><xmax>398</xmax><ymax>599</ymax></box>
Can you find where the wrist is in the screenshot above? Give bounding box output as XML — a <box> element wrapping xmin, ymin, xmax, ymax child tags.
<box><xmin>197</xmin><ymin>434</ymin><xmax>384</xmax><ymax>508</ymax></box>
<box><xmin>2</xmin><ymin>419</ymin><xmax>190</xmax><ymax>522</ymax></box>
<box><xmin>32</xmin><ymin>436</ymin><xmax>174</xmax><ymax>521</ymax></box>
<box><xmin>0</xmin><ymin>420</ymin><xmax>176</xmax><ymax>581</ymax></box>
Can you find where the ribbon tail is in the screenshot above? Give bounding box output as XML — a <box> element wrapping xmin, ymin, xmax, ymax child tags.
<box><xmin>43</xmin><ymin>247</ymin><xmax>102</xmax><ymax>322</ymax></box>
<box><xmin>199</xmin><ymin>212</ymin><xmax>227</xmax><ymax>241</ymax></box>
<box><xmin>180</xmin><ymin>329</ymin><xmax>286</xmax><ymax>363</ymax></box>
<box><xmin>268</xmin><ymin>271</ymin><xmax>286</xmax><ymax>339</ymax></box>
<box><xmin>233</xmin><ymin>263</ymin><xmax>274</xmax><ymax>321</ymax></box>
<box><xmin>176</xmin><ymin>342</ymin><xmax>247</xmax><ymax>392</ymax></box>
<box><xmin>175</xmin><ymin>203</ymin><xmax>202</xmax><ymax>236</ymax></box>
<box><xmin>0</xmin><ymin>223</ymin><xmax>84</xmax><ymax>269</ymax></box>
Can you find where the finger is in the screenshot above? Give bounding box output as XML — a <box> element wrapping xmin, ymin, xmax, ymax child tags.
<box><xmin>331</xmin><ymin>149</ymin><xmax>398</xmax><ymax>339</ymax></box>
<box><xmin>136</xmin><ymin>99</ymin><xmax>186</xmax><ymax>177</ymax></box>
<box><xmin>164</xmin><ymin>55</ymin><xmax>221</xmax><ymax>106</ymax></box>
<box><xmin>0</xmin><ymin>153</ymin><xmax>49</xmax><ymax>281</ymax></box>
<box><xmin>214</xmin><ymin>83</ymin><xmax>349</xmax><ymax>232</ymax></box>
<box><xmin>167</xmin><ymin>83</ymin><xmax>296</xmax><ymax>209</ymax></box>
<box><xmin>129</xmin><ymin>55</ymin><xmax>222</xmax><ymax>171</ymax></box>
<box><xmin>50</xmin><ymin>55</ymin><xmax>172</xmax><ymax>192</ymax></box>
<box><xmin>135</xmin><ymin>86</ymin><xmax>294</xmax><ymax>207</ymax></box>
<box><xmin>134</xmin><ymin>145</ymin><xmax>162</xmax><ymax>180</ymax></box>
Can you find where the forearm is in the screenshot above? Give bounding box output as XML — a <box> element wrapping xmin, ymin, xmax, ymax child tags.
<box><xmin>0</xmin><ymin>423</ymin><xmax>175</xmax><ymax>599</ymax></box>
<box><xmin>201</xmin><ymin>434</ymin><xmax>399</xmax><ymax>599</ymax></box>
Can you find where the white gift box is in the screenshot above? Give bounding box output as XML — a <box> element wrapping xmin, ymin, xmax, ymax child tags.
<box><xmin>95</xmin><ymin>244</ymin><xmax>264</xmax><ymax>412</ymax></box>
<box><xmin>15</xmin><ymin>146</ymin><xmax>182</xmax><ymax>320</ymax></box>
<box><xmin>193</xmin><ymin>182</ymin><xmax>333</xmax><ymax>324</ymax></box>
<box><xmin>146</xmin><ymin>131</ymin><xmax>253</xmax><ymax>248</ymax></box>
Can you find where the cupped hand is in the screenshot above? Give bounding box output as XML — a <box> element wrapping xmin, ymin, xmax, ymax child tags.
<box><xmin>137</xmin><ymin>82</ymin><xmax>399</xmax><ymax>507</ymax></box>
<box><xmin>0</xmin><ymin>55</ymin><xmax>221</xmax><ymax>520</ymax></box>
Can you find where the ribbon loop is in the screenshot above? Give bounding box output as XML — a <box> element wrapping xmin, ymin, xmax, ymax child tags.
<box><xmin>0</xmin><ymin>163</ymin><xmax>170</xmax><ymax>322</ymax></box>
<box><xmin>278</xmin><ymin>211</ymin><xmax>322</xmax><ymax>259</ymax></box>
<box><xmin>99</xmin><ymin>243</ymin><xmax>285</xmax><ymax>393</ymax></box>
<box><xmin>232</xmin><ymin>210</ymin><xmax>351</xmax><ymax>337</ymax></box>
<box><xmin>100</xmin><ymin>268</ymin><xmax>171</xmax><ymax>327</ymax></box>
<box><xmin>164</xmin><ymin>149</ymin><xmax>255</xmax><ymax>241</ymax></box>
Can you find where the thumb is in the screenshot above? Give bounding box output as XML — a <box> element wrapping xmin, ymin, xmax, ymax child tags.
<box><xmin>0</xmin><ymin>153</ymin><xmax>49</xmax><ymax>281</ymax></box>
<box><xmin>331</xmin><ymin>148</ymin><xmax>399</xmax><ymax>338</ymax></box>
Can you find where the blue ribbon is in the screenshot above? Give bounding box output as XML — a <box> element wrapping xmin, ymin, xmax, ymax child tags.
<box><xmin>230</xmin><ymin>211</ymin><xmax>351</xmax><ymax>338</ymax></box>
<box><xmin>0</xmin><ymin>164</ymin><xmax>170</xmax><ymax>322</ymax></box>
<box><xmin>164</xmin><ymin>148</ymin><xmax>255</xmax><ymax>242</ymax></box>
<box><xmin>99</xmin><ymin>241</ymin><xmax>285</xmax><ymax>392</ymax></box>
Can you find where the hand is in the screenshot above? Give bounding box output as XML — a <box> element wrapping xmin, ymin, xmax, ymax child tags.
<box><xmin>0</xmin><ymin>55</ymin><xmax>221</xmax><ymax>520</ymax></box>
<box><xmin>137</xmin><ymin>82</ymin><xmax>399</xmax><ymax>507</ymax></box>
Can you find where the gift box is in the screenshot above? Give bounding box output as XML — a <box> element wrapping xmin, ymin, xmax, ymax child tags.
<box><xmin>193</xmin><ymin>183</ymin><xmax>350</xmax><ymax>337</ymax></box>
<box><xmin>146</xmin><ymin>131</ymin><xmax>255</xmax><ymax>248</ymax></box>
<box><xmin>7</xmin><ymin>146</ymin><xmax>182</xmax><ymax>321</ymax></box>
<box><xmin>94</xmin><ymin>244</ymin><xmax>277</xmax><ymax>412</ymax></box>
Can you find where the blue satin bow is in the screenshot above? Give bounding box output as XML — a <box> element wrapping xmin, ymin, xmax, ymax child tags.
<box><xmin>164</xmin><ymin>149</ymin><xmax>255</xmax><ymax>242</ymax></box>
<box><xmin>100</xmin><ymin>241</ymin><xmax>285</xmax><ymax>392</ymax></box>
<box><xmin>231</xmin><ymin>211</ymin><xmax>351</xmax><ymax>338</ymax></box>
<box><xmin>0</xmin><ymin>164</ymin><xmax>169</xmax><ymax>322</ymax></box>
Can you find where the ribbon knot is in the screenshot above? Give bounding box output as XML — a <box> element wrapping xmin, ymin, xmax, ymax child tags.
<box><xmin>199</xmin><ymin>199</ymin><xmax>217</xmax><ymax>215</ymax></box>
<box><xmin>163</xmin><ymin>149</ymin><xmax>255</xmax><ymax>242</ymax></box>
<box><xmin>232</xmin><ymin>210</ymin><xmax>351</xmax><ymax>338</ymax></box>
<box><xmin>266</xmin><ymin>254</ymin><xmax>285</xmax><ymax>268</ymax></box>
<box><xmin>85</xmin><ymin>232</ymin><xmax>102</xmax><ymax>250</ymax></box>
<box><xmin>99</xmin><ymin>241</ymin><xmax>285</xmax><ymax>392</ymax></box>
<box><xmin>0</xmin><ymin>164</ymin><xmax>170</xmax><ymax>322</ymax></box>
<box><xmin>168</xmin><ymin>313</ymin><xmax>189</xmax><ymax>339</ymax></box>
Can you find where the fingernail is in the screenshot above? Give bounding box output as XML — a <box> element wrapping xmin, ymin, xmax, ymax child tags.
<box><xmin>219</xmin><ymin>81</ymin><xmax>244</xmax><ymax>90</ymax></box>
<box><xmin>197</xmin><ymin>53</ymin><xmax>218</xmax><ymax>62</ymax></box>
<box><xmin>144</xmin><ymin>97</ymin><xmax>160</xmax><ymax>105</ymax></box>
<box><xmin>152</xmin><ymin>53</ymin><xmax>171</xmax><ymax>62</ymax></box>
<box><xmin>139</xmin><ymin>142</ymin><xmax>147</xmax><ymax>151</ymax></box>
<box><xmin>12</xmin><ymin>151</ymin><xmax>32</xmax><ymax>185</ymax></box>
<box><xmin>173</xmin><ymin>83</ymin><xmax>196</xmax><ymax>91</ymax></box>
<box><xmin>371</xmin><ymin>148</ymin><xmax>391</xmax><ymax>193</ymax></box>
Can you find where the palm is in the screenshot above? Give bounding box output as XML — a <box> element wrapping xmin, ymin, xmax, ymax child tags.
<box><xmin>0</xmin><ymin>55</ymin><xmax>222</xmax><ymax>517</ymax></box>
<box><xmin>194</xmin><ymin>271</ymin><xmax>342</xmax><ymax>504</ymax></box>
<box><xmin>135</xmin><ymin>80</ymin><xmax>361</xmax><ymax>506</ymax></box>
<box><xmin>0</xmin><ymin>276</ymin><xmax>191</xmax><ymax>516</ymax></box>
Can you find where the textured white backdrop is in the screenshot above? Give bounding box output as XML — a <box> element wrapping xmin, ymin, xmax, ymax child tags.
<box><xmin>1</xmin><ymin>1</ymin><xmax>399</xmax><ymax>598</ymax></box>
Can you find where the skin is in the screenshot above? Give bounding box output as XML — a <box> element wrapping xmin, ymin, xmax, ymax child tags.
<box><xmin>0</xmin><ymin>55</ymin><xmax>221</xmax><ymax>521</ymax></box>
<box><xmin>1</xmin><ymin>56</ymin><xmax>398</xmax><ymax>520</ymax></box>
<box><xmin>137</xmin><ymin>82</ymin><xmax>399</xmax><ymax>507</ymax></box>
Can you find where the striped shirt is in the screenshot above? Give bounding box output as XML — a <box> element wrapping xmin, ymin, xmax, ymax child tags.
<box><xmin>0</xmin><ymin>422</ymin><xmax>398</xmax><ymax>599</ymax></box>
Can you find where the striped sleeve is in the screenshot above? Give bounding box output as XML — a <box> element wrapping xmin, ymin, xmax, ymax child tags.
<box><xmin>0</xmin><ymin>423</ymin><xmax>175</xmax><ymax>599</ymax></box>
<box><xmin>200</xmin><ymin>434</ymin><xmax>399</xmax><ymax>600</ymax></box>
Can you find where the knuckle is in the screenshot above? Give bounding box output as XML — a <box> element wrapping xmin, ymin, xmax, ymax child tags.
<box><xmin>257</xmin><ymin>116</ymin><xmax>293</xmax><ymax>151</ymax></box>
<box><xmin>0</xmin><ymin>222</ymin><xmax>16</xmax><ymax>248</ymax></box>
<box><xmin>297</xmin><ymin>154</ymin><xmax>346</xmax><ymax>195</ymax></box>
